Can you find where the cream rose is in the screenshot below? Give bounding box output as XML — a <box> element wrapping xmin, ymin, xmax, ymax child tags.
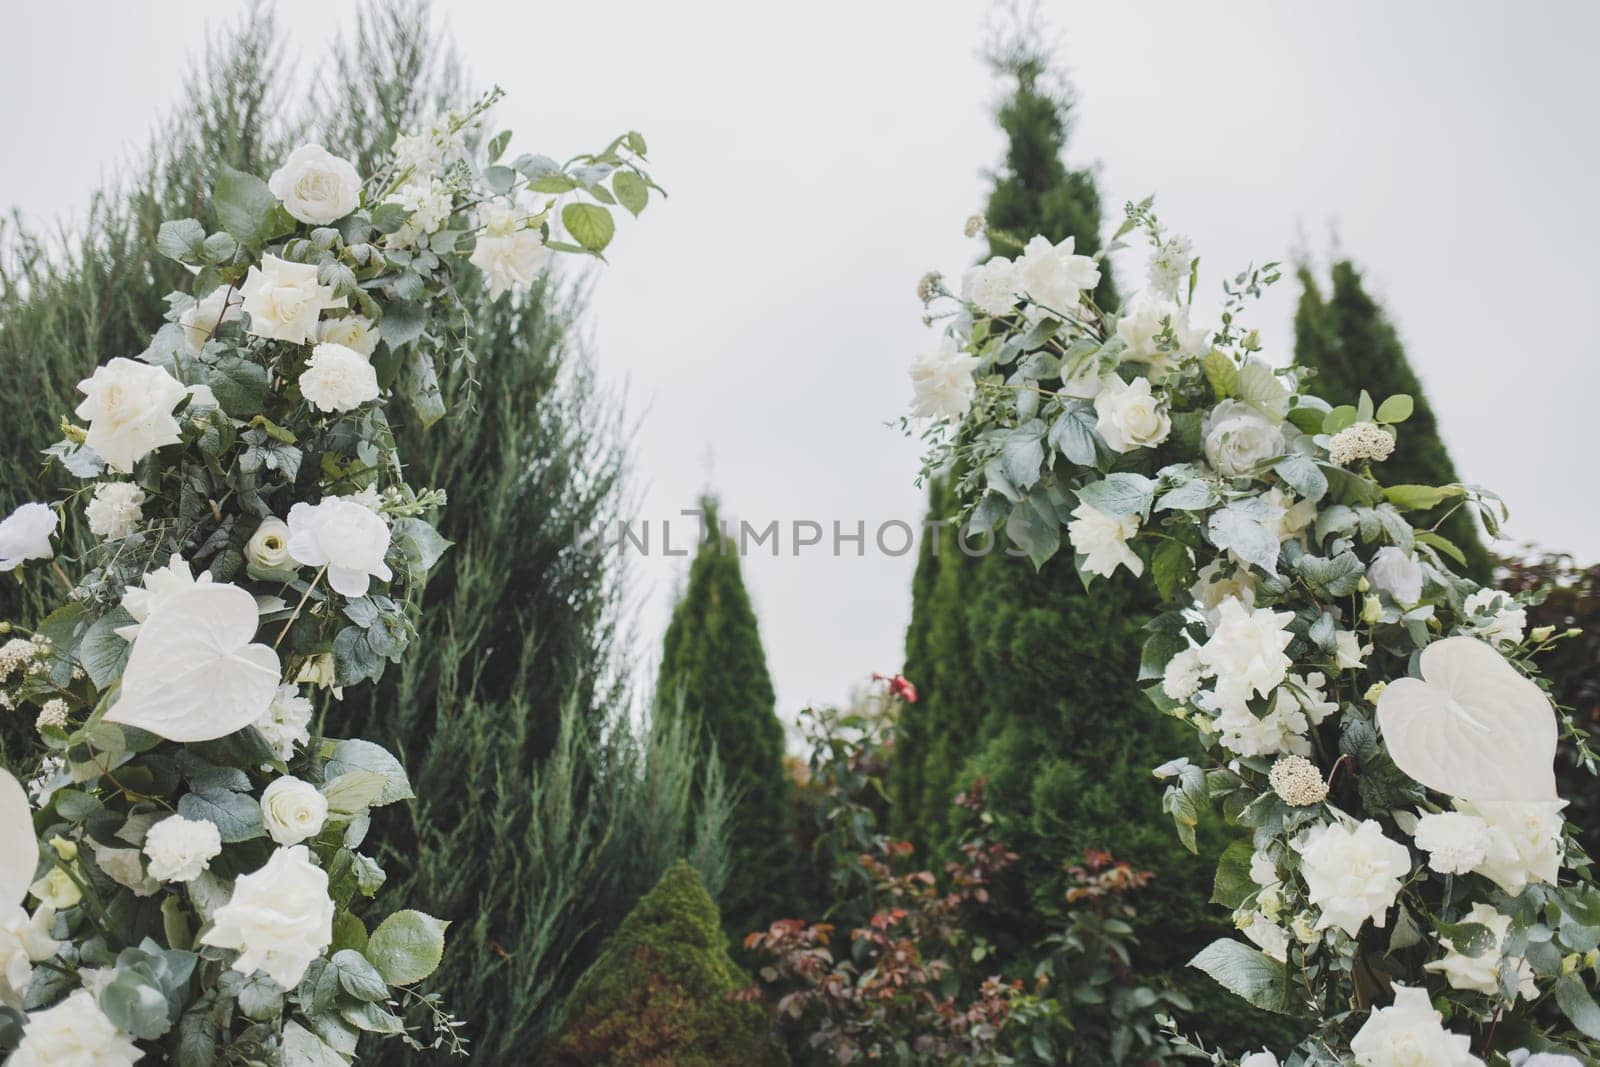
<box><xmin>964</xmin><ymin>256</ymin><xmax>1019</xmax><ymax>317</ymax></box>
<box><xmin>1093</xmin><ymin>375</ymin><xmax>1171</xmax><ymax>453</ymax></box>
<box><xmin>1366</xmin><ymin>546</ymin><xmax>1424</xmax><ymax>607</ymax></box>
<box><xmin>1203</xmin><ymin>399</ymin><xmax>1284</xmax><ymax>479</ymax></box>
<box><xmin>268</xmin><ymin>144</ymin><xmax>362</xmax><ymax>225</ymax></box>
<box><xmin>260</xmin><ymin>776</ymin><xmax>329</xmax><ymax>846</ymax></box>
<box><xmin>254</xmin><ymin>684</ymin><xmax>314</xmax><ymax>761</ymax></box>
<box><xmin>908</xmin><ymin>336</ymin><xmax>981</xmax><ymax>420</ymax></box>
<box><xmin>179</xmin><ymin>285</ymin><xmax>243</xmax><ymax>354</ymax></box>
<box><xmin>1066</xmin><ymin>503</ymin><xmax>1143</xmax><ymax>579</ymax></box>
<box><xmin>1013</xmin><ymin>234</ymin><xmax>1100</xmax><ymax>312</ymax></box>
<box><xmin>317</xmin><ymin>314</ymin><xmax>380</xmax><ymax>357</ymax></box>
<box><xmin>1349</xmin><ymin>985</ymin><xmax>1484</xmax><ymax>1067</ymax></box>
<box><xmin>74</xmin><ymin>357</ymin><xmax>189</xmax><ymax>474</ymax></box>
<box><xmin>239</xmin><ymin>254</ymin><xmax>346</xmax><ymax>344</ymax></box>
<box><xmin>200</xmin><ymin>844</ymin><xmax>334</xmax><ymax>988</ymax></box>
<box><xmin>0</xmin><ymin>904</ymin><xmax>58</xmax><ymax>1008</ymax></box>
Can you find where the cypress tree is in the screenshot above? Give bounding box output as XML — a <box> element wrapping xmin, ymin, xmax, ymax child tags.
<box><xmin>545</xmin><ymin>861</ymin><xmax>781</xmax><ymax>1066</ymax></box>
<box><xmin>1293</xmin><ymin>260</ymin><xmax>1491</xmax><ymax>579</ymax></box>
<box><xmin>657</xmin><ymin>497</ymin><xmax>793</xmax><ymax>939</ymax></box>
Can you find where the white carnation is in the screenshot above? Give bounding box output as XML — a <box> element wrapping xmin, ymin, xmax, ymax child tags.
<box><xmin>0</xmin><ymin>503</ymin><xmax>57</xmax><ymax>572</ymax></box>
<box><xmin>1349</xmin><ymin>985</ymin><xmax>1484</xmax><ymax>1067</ymax></box>
<box><xmin>239</xmin><ymin>254</ymin><xmax>346</xmax><ymax>344</ymax></box>
<box><xmin>963</xmin><ymin>256</ymin><xmax>1019</xmax><ymax>317</ymax></box>
<box><xmin>1295</xmin><ymin>819</ymin><xmax>1410</xmax><ymax>937</ymax></box>
<box><xmin>1463</xmin><ymin>588</ymin><xmax>1527</xmax><ymax>648</ymax></box>
<box><xmin>1161</xmin><ymin>647</ymin><xmax>1204</xmax><ymax>701</ymax></box>
<box><xmin>1094</xmin><ymin>375</ymin><xmax>1171</xmax><ymax>453</ymax></box>
<box><xmin>1014</xmin><ymin>234</ymin><xmax>1100</xmax><ymax>312</ymax></box>
<box><xmin>260</xmin><ymin>776</ymin><xmax>328</xmax><ymax>847</ymax></box>
<box><xmin>908</xmin><ymin>335</ymin><xmax>981</xmax><ymax>420</ymax></box>
<box><xmin>74</xmin><ymin>357</ymin><xmax>188</xmax><ymax>473</ymax></box>
<box><xmin>1366</xmin><ymin>546</ymin><xmax>1424</xmax><ymax>607</ymax></box>
<box><xmin>1424</xmin><ymin>901</ymin><xmax>1535</xmax><ymax>998</ymax></box>
<box><xmin>1412</xmin><ymin>810</ymin><xmax>1491</xmax><ymax>875</ymax></box>
<box><xmin>299</xmin><ymin>342</ymin><xmax>380</xmax><ymax>413</ymax></box>
<box><xmin>317</xmin><ymin>314</ymin><xmax>380</xmax><ymax>357</ymax></box>
<box><xmin>143</xmin><ymin>814</ymin><xmax>222</xmax><ymax>883</ymax></box>
<box><xmin>200</xmin><ymin>845</ymin><xmax>334</xmax><ymax>989</ymax></box>
<box><xmin>470</xmin><ymin>230</ymin><xmax>548</xmax><ymax>299</ymax></box>
<box><xmin>287</xmin><ymin>497</ymin><xmax>394</xmax><ymax>597</ymax></box>
<box><xmin>1197</xmin><ymin>598</ymin><xmax>1295</xmax><ymax>712</ymax></box>
<box><xmin>255</xmin><ymin>684</ymin><xmax>314</xmax><ymax>761</ymax></box>
<box><xmin>179</xmin><ymin>286</ymin><xmax>242</xmax><ymax>354</ymax></box>
<box><xmin>9</xmin><ymin>989</ymin><xmax>142</xmax><ymax>1067</ymax></box>
<box><xmin>0</xmin><ymin>905</ymin><xmax>58</xmax><ymax>1008</ymax></box>
<box><xmin>268</xmin><ymin>144</ymin><xmax>361</xmax><ymax>225</ymax></box>
<box><xmin>1203</xmin><ymin>399</ymin><xmax>1285</xmax><ymax>479</ymax></box>
<box><xmin>85</xmin><ymin>482</ymin><xmax>146</xmax><ymax>540</ymax></box>
<box><xmin>1067</xmin><ymin>503</ymin><xmax>1142</xmax><ymax>579</ymax></box>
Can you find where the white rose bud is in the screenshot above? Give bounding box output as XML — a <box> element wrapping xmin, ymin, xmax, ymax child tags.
<box><xmin>246</xmin><ymin>517</ymin><xmax>292</xmax><ymax>570</ymax></box>
<box><xmin>260</xmin><ymin>776</ymin><xmax>329</xmax><ymax>846</ymax></box>
<box><xmin>267</xmin><ymin>144</ymin><xmax>362</xmax><ymax>225</ymax></box>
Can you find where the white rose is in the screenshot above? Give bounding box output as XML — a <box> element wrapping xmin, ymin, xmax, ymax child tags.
<box><xmin>29</xmin><ymin>867</ymin><xmax>80</xmax><ymax>911</ymax></box>
<box><xmin>1349</xmin><ymin>985</ymin><xmax>1484</xmax><ymax>1067</ymax></box>
<box><xmin>1424</xmin><ymin>901</ymin><xmax>1535</xmax><ymax>998</ymax></box>
<box><xmin>908</xmin><ymin>335</ymin><xmax>981</xmax><ymax>420</ymax></box>
<box><xmin>287</xmin><ymin>497</ymin><xmax>394</xmax><ymax>597</ymax></box>
<box><xmin>1465</xmin><ymin>799</ymin><xmax>1565</xmax><ymax>895</ymax></box>
<box><xmin>1094</xmin><ymin>375</ymin><xmax>1171</xmax><ymax>452</ymax></box>
<box><xmin>239</xmin><ymin>254</ymin><xmax>346</xmax><ymax>344</ymax></box>
<box><xmin>143</xmin><ymin>814</ymin><xmax>223</xmax><ymax>883</ymax></box>
<box><xmin>85</xmin><ymin>482</ymin><xmax>146</xmax><ymax>541</ymax></box>
<box><xmin>963</xmin><ymin>256</ymin><xmax>1019</xmax><ymax>317</ymax></box>
<box><xmin>254</xmin><ymin>684</ymin><xmax>314</xmax><ymax>761</ymax></box>
<box><xmin>267</xmin><ymin>144</ymin><xmax>362</xmax><ymax>225</ymax></box>
<box><xmin>179</xmin><ymin>285</ymin><xmax>243</xmax><ymax>354</ymax></box>
<box><xmin>1161</xmin><ymin>647</ymin><xmax>1204</xmax><ymax>701</ymax></box>
<box><xmin>470</xmin><ymin>230</ymin><xmax>548</xmax><ymax>299</ymax></box>
<box><xmin>1203</xmin><ymin>399</ymin><xmax>1285</xmax><ymax>479</ymax></box>
<box><xmin>1295</xmin><ymin>819</ymin><xmax>1411</xmax><ymax>937</ymax></box>
<box><xmin>200</xmin><ymin>844</ymin><xmax>334</xmax><ymax>988</ymax></box>
<box><xmin>74</xmin><ymin>357</ymin><xmax>188</xmax><ymax>474</ymax></box>
<box><xmin>1366</xmin><ymin>546</ymin><xmax>1424</xmax><ymax>607</ymax></box>
<box><xmin>9</xmin><ymin>989</ymin><xmax>142</xmax><ymax>1067</ymax></box>
<box><xmin>1464</xmin><ymin>588</ymin><xmax>1527</xmax><ymax>647</ymax></box>
<box><xmin>246</xmin><ymin>516</ymin><xmax>292</xmax><ymax>570</ymax></box>
<box><xmin>1197</xmin><ymin>598</ymin><xmax>1295</xmax><ymax>711</ymax></box>
<box><xmin>1066</xmin><ymin>503</ymin><xmax>1143</xmax><ymax>579</ymax></box>
<box><xmin>0</xmin><ymin>503</ymin><xmax>57</xmax><ymax>572</ymax></box>
<box><xmin>299</xmin><ymin>342</ymin><xmax>380</xmax><ymax>413</ymax></box>
<box><xmin>1412</xmin><ymin>810</ymin><xmax>1491</xmax><ymax>875</ymax></box>
<box><xmin>260</xmin><ymin>776</ymin><xmax>328</xmax><ymax>846</ymax></box>
<box><xmin>0</xmin><ymin>905</ymin><xmax>58</xmax><ymax>1008</ymax></box>
<box><xmin>317</xmin><ymin>314</ymin><xmax>381</xmax><ymax>357</ymax></box>
<box><xmin>1014</xmin><ymin>234</ymin><xmax>1100</xmax><ymax>312</ymax></box>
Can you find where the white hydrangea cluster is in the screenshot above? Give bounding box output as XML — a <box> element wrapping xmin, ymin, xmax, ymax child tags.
<box><xmin>1268</xmin><ymin>755</ymin><xmax>1328</xmax><ymax>806</ymax></box>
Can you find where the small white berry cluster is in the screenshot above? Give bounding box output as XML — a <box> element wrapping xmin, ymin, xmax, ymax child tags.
<box><xmin>1327</xmin><ymin>421</ymin><xmax>1396</xmax><ymax>466</ymax></box>
<box><xmin>1269</xmin><ymin>754</ymin><xmax>1329</xmax><ymax>806</ymax></box>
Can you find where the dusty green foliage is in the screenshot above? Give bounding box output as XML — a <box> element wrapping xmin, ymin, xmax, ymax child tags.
<box><xmin>545</xmin><ymin>861</ymin><xmax>782</xmax><ymax>1067</ymax></box>
<box><xmin>1293</xmin><ymin>259</ymin><xmax>1491</xmax><ymax>579</ymax></box>
<box><xmin>657</xmin><ymin>496</ymin><xmax>795</xmax><ymax>939</ymax></box>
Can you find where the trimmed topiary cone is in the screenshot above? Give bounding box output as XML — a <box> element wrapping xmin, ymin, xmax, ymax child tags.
<box><xmin>544</xmin><ymin>861</ymin><xmax>785</xmax><ymax>1066</ymax></box>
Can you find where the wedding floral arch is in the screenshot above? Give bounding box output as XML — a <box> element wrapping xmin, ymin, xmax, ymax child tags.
<box><xmin>905</xmin><ymin>203</ymin><xmax>1599</xmax><ymax>1066</ymax></box>
<box><xmin>0</xmin><ymin>90</ymin><xmax>658</xmax><ymax>1063</ymax></box>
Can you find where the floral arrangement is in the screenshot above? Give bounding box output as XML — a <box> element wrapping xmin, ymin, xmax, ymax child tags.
<box><xmin>0</xmin><ymin>91</ymin><xmax>657</xmax><ymax>1064</ymax></box>
<box><xmin>904</xmin><ymin>204</ymin><xmax>1600</xmax><ymax>1066</ymax></box>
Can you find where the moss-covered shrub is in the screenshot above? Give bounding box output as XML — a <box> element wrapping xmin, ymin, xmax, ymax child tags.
<box><xmin>545</xmin><ymin>862</ymin><xmax>783</xmax><ymax>1066</ymax></box>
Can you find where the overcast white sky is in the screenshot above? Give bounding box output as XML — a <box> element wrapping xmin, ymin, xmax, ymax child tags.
<box><xmin>3</xmin><ymin>2</ymin><xmax>1597</xmax><ymax>727</ymax></box>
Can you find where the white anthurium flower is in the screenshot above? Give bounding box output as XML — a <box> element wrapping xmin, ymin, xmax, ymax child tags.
<box><xmin>267</xmin><ymin>144</ymin><xmax>362</xmax><ymax>225</ymax></box>
<box><xmin>200</xmin><ymin>844</ymin><xmax>334</xmax><ymax>989</ymax></box>
<box><xmin>74</xmin><ymin>357</ymin><xmax>189</xmax><ymax>473</ymax></box>
<box><xmin>105</xmin><ymin>582</ymin><xmax>281</xmax><ymax>743</ymax></box>
<box><xmin>1093</xmin><ymin>375</ymin><xmax>1171</xmax><ymax>453</ymax></box>
<box><xmin>0</xmin><ymin>503</ymin><xmax>57</xmax><ymax>572</ymax></box>
<box><xmin>299</xmin><ymin>341</ymin><xmax>380</xmax><ymax>413</ymax></box>
<box><xmin>1349</xmin><ymin>985</ymin><xmax>1484</xmax><ymax>1067</ymax></box>
<box><xmin>1</xmin><ymin>769</ymin><xmax>37</xmax><ymax>907</ymax></box>
<box><xmin>1240</xmin><ymin>1053</ymin><xmax>1281</xmax><ymax>1067</ymax></box>
<box><xmin>471</xmin><ymin>229</ymin><xmax>548</xmax><ymax>299</ymax></box>
<box><xmin>117</xmin><ymin>553</ymin><xmax>214</xmax><ymax>641</ymax></box>
<box><xmin>908</xmin><ymin>335</ymin><xmax>981</xmax><ymax>420</ymax></box>
<box><xmin>287</xmin><ymin>497</ymin><xmax>394</xmax><ymax>597</ymax></box>
<box><xmin>1376</xmin><ymin>636</ymin><xmax>1558</xmax><ymax>803</ymax></box>
<box><xmin>1295</xmin><ymin>819</ymin><xmax>1411</xmax><ymax>937</ymax></box>
<box><xmin>238</xmin><ymin>254</ymin><xmax>347</xmax><ymax>345</ymax></box>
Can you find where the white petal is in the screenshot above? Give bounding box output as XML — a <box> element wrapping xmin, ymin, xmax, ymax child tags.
<box><xmin>1</xmin><ymin>768</ymin><xmax>37</xmax><ymax>907</ymax></box>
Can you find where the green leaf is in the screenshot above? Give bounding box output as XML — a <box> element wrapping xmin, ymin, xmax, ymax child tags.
<box><xmin>176</xmin><ymin>789</ymin><xmax>263</xmax><ymax>843</ymax></box>
<box><xmin>206</xmin><ymin>355</ymin><xmax>270</xmax><ymax>418</ymax></box>
<box><xmin>1382</xmin><ymin>483</ymin><xmax>1465</xmax><ymax>511</ymax></box>
<box><xmin>482</xmin><ymin>165</ymin><xmax>517</xmax><ymax>194</ymax></box>
<box><xmin>612</xmin><ymin>171</ymin><xmax>649</xmax><ymax>216</ymax></box>
<box><xmin>324</xmin><ymin>739</ymin><xmax>413</xmax><ymax>805</ymax></box>
<box><xmin>79</xmin><ymin>608</ymin><xmax>134</xmax><ymax>690</ymax></box>
<box><xmin>390</xmin><ymin>516</ymin><xmax>452</xmax><ymax>576</ymax></box>
<box><xmin>1273</xmin><ymin>454</ymin><xmax>1327</xmax><ymax>503</ymax></box>
<box><xmin>1416</xmin><ymin>530</ymin><xmax>1467</xmax><ymax>567</ymax></box>
<box><xmin>322</xmin><ymin>771</ymin><xmax>389</xmax><ymax>817</ymax></box>
<box><xmin>1376</xmin><ymin>394</ymin><xmax>1414</xmax><ymax>424</ymax></box>
<box><xmin>1151</xmin><ymin>540</ymin><xmax>1192</xmax><ymax>602</ymax></box>
<box><xmin>1322</xmin><ymin>405</ymin><xmax>1358</xmax><ymax>435</ymax></box>
<box><xmin>157</xmin><ymin>219</ymin><xmax>207</xmax><ymax>263</ymax></box>
<box><xmin>1556</xmin><ymin>975</ymin><xmax>1600</xmax><ymax>1040</ymax></box>
<box><xmin>1000</xmin><ymin>422</ymin><xmax>1047</xmax><ymax>490</ymax></box>
<box><xmin>1296</xmin><ymin>551</ymin><xmax>1365</xmax><ymax>598</ymax></box>
<box><xmin>282</xmin><ymin>1021</ymin><xmax>348</xmax><ymax>1067</ymax></box>
<box><xmin>331</xmin><ymin>948</ymin><xmax>389</xmax><ymax>1002</ymax></box>
<box><xmin>1202</xmin><ymin>351</ymin><xmax>1237</xmax><ymax>399</ymax></box>
<box><xmin>1211</xmin><ymin>841</ymin><xmax>1257</xmax><ymax>910</ymax></box>
<box><xmin>1235</xmin><ymin>360</ymin><xmax>1289</xmax><ymax>419</ymax></box>
<box><xmin>1207</xmin><ymin>505</ymin><xmax>1279</xmax><ymax>574</ymax></box>
<box><xmin>1048</xmin><ymin>404</ymin><xmax>1100</xmax><ymax>467</ymax></box>
<box><xmin>213</xmin><ymin>164</ymin><xmax>293</xmax><ymax>247</ymax></box>
<box><xmin>402</xmin><ymin>348</ymin><xmax>445</xmax><ymax>427</ymax></box>
<box><xmin>330</xmin><ymin>912</ymin><xmax>369</xmax><ymax>956</ymax></box>
<box><xmin>366</xmin><ymin>910</ymin><xmax>448</xmax><ymax>986</ymax></box>
<box><xmin>561</xmin><ymin>202</ymin><xmax>615</xmax><ymax>253</ymax></box>
<box><xmin>1076</xmin><ymin>473</ymin><xmax>1155</xmax><ymax>519</ymax></box>
<box><xmin>1005</xmin><ymin>493</ymin><xmax>1060</xmax><ymax>571</ymax></box>
<box><xmin>1189</xmin><ymin>939</ymin><xmax>1291</xmax><ymax>1014</ymax></box>
<box><xmin>101</xmin><ymin>969</ymin><xmax>173</xmax><ymax>1040</ymax></box>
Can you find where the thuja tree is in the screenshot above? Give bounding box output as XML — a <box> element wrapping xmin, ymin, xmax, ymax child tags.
<box><xmin>1293</xmin><ymin>260</ymin><xmax>1491</xmax><ymax>581</ymax></box>
<box><xmin>657</xmin><ymin>497</ymin><xmax>793</xmax><ymax>938</ymax></box>
<box><xmin>903</xmin><ymin>195</ymin><xmax>1600</xmax><ymax>1063</ymax></box>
